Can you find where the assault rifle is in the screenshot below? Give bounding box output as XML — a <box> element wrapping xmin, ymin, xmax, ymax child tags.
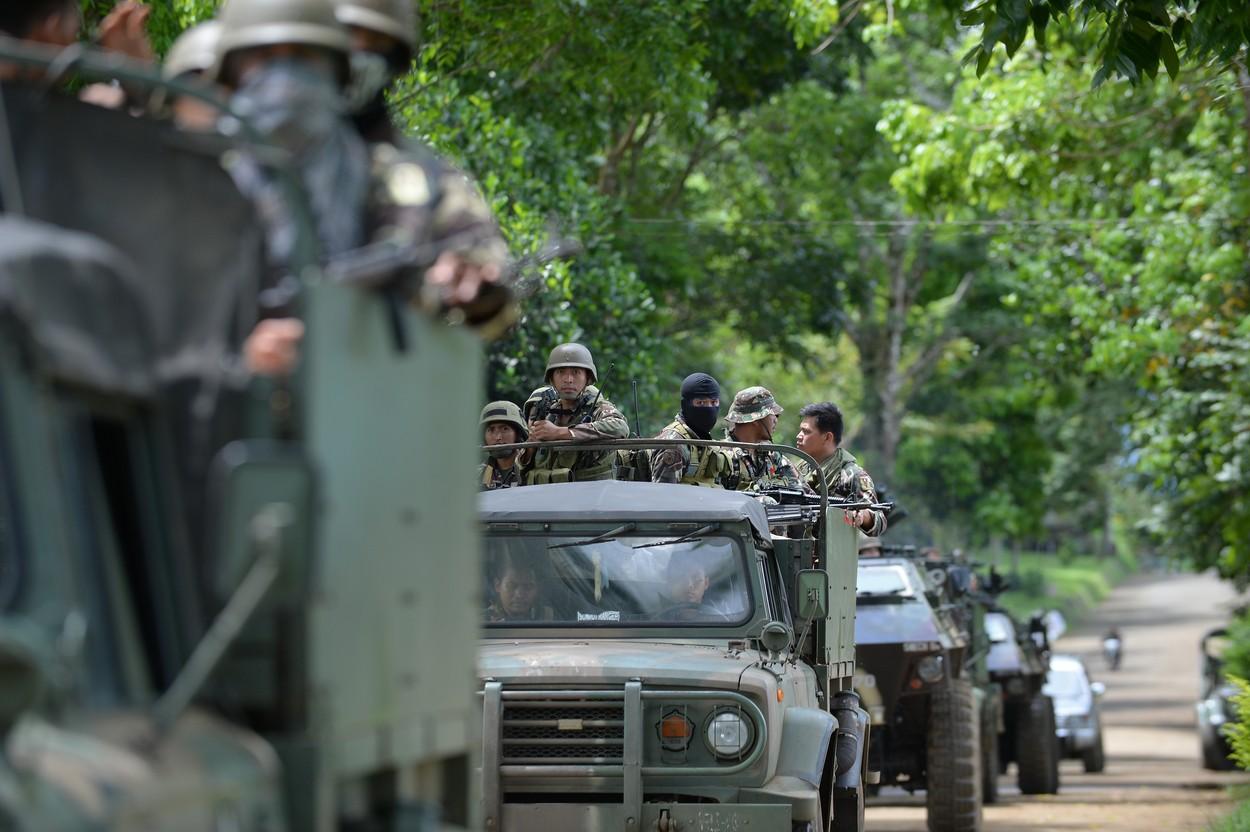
<box><xmin>754</xmin><ymin>487</ymin><xmax>895</xmax><ymax>527</ymax></box>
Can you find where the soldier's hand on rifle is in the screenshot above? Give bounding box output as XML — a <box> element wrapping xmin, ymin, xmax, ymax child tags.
<box><xmin>842</xmin><ymin>508</ymin><xmax>874</xmax><ymax>531</ymax></box>
<box><xmin>528</xmin><ymin>420</ymin><xmax>573</xmax><ymax>442</ymax></box>
<box><xmin>245</xmin><ymin>318</ymin><xmax>304</xmax><ymax>377</ymax></box>
<box><xmin>426</xmin><ymin>252</ymin><xmax>502</xmax><ymax>307</ymax></box>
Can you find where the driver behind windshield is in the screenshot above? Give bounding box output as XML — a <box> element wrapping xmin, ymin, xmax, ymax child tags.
<box><xmin>661</xmin><ymin>556</ymin><xmax>730</xmax><ymax>621</ymax></box>
<box><xmin>487</xmin><ymin>559</ymin><xmax>554</xmax><ymax>623</ymax></box>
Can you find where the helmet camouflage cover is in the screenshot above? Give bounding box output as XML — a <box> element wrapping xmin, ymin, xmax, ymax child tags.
<box><xmin>217</xmin><ymin>0</ymin><xmax>352</xmax><ymax>62</ymax></box>
<box><xmin>480</xmin><ymin>400</ymin><xmax>528</xmax><ymax>440</ymax></box>
<box><xmin>334</xmin><ymin>0</ymin><xmax>417</xmax><ymax>49</ymax></box>
<box><xmin>724</xmin><ymin>386</ymin><xmax>783</xmax><ymax>424</ymax></box>
<box><xmin>544</xmin><ymin>342</ymin><xmax>597</xmax><ymax>385</ymax></box>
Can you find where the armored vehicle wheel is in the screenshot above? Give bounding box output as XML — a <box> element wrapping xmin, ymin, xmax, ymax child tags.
<box><xmin>980</xmin><ymin>698</ymin><xmax>1000</xmax><ymax>804</ymax></box>
<box><xmin>925</xmin><ymin>677</ymin><xmax>982</xmax><ymax>832</ymax></box>
<box><xmin>1202</xmin><ymin>732</ymin><xmax>1237</xmax><ymax>771</ymax></box>
<box><xmin>1082</xmin><ymin>731</ymin><xmax>1106</xmax><ymax>773</ymax></box>
<box><xmin>1016</xmin><ymin>694</ymin><xmax>1060</xmax><ymax>794</ymax></box>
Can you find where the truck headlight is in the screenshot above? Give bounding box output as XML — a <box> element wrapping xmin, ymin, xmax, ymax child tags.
<box><xmin>916</xmin><ymin>655</ymin><xmax>945</xmax><ymax>684</ymax></box>
<box><xmin>705</xmin><ymin>709</ymin><xmax>755</xmax><ymax>759</ymax></box>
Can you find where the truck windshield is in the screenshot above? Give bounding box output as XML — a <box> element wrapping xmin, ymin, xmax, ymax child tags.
<box><xmin>483</xmin><ymin>533</ymin><xmax>753</xmax><ymax>628</ymax></box>
<box><xmin>856</xmin><ymin>563</ymin><xmax>916</xmax><ymax>597</ymax></box>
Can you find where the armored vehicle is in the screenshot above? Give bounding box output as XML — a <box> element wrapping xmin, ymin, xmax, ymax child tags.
<box><xmin>477</xmin><ymin>455</ymin><xmax>870</xmax><ymax>832</ymax></box>
<box><xmin>1197</xmin><ymin>627</ymin><xmax>1238</xmax><ymax>770</ymax></box>
<box><xmin>854</xmin><ymin>558</ymin><xmax>981</xmax><ymax>832</ymax></box>
<box><xmin>0</xmin><ymin>42</ymin><xmax>484</xmax><ymax>829</ymax></box>
<box><xmin>984</xmin><ymin>610</ymin><xmax>1060</xmax><ymax>794</ymax></box>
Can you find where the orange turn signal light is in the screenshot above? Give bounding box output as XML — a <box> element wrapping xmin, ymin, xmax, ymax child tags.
<box><xmin>660</xmin><ymin>714</ymin><xmax>694</xmax><ymax>739</ymax></box>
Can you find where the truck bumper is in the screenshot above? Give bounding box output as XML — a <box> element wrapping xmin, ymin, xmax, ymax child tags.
<box><xmin>501</xmin><ymin>801</ymin><xmax>791</xmax><ymax>832</ymax></box>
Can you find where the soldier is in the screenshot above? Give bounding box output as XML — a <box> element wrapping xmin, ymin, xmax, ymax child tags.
<box><xmin>794</xmin><ymin>401</ymin><xmax>886</xmax><ymax>536</ymax></box>
<box><xmin>519</xmin><ymin>343</ymin><xmax>629</xmax><ymax>484</ymax></box>
<box><xmin>722</xmin><ymin>386</ymin><xmax>806</xmax><ymax>492</ymax></box>
<box><xmin>332</xmin><ymin>0</ymin><xmax>509</xmax><ymax>312</ymax></box>
<box><xmin>211</xmin><ymin>0</ymin><xmax>511</xmax><ymax>375</ymax></box>
<box><xmin>160</xmin><ymin>21</ymin><xmax>224</xmax><ymax>131</ymax></box>
<box><xmin>479</xmin><ymin>400</ymin><xmax>527</xmax><ymax>490</ymax></box>
<box><xmin>486</xmin><ymin>560</ymin><xmax>554</xmax><ymax>623</ymax></box>
<box><xmin>650</xmin><ymin>372</ymin><xmax>730</xmax><ymax>486</ymax></box>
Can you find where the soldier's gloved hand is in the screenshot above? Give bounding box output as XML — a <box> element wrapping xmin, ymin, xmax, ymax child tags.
<box><xmin>96</xmin><ymin>1</ymin><xmax>154</xmax><ymax>62</ymax></box>
<box><xmin>244</xmin><ymin>318</ymin><xmax>305</xmax><ymax>377</ymax></box>
<box><xmin>527</xmin><ymin>420</ymin><xmax>573</xmax><ymax>442</ymax></box>
<box><xmin>425</xmin><ymin>251</ymin><xmax>502</xmax><ymax>307</ymax></box>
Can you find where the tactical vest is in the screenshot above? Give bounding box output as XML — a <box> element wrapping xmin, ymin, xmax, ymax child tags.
<box><xmin>521</xmin><ymin>386</ymin><xmax>616</xmax><ymax>484</ymax></box>
<box><xmin>658</xmin><ymin>419</ymin><xmax>729</xmax><ymax>487</ymax></box>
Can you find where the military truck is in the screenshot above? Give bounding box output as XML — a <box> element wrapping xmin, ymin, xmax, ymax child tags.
<box><xmin>984</xmin><ymin>610</ymin><xmax>1060</xmax><ymax>794</ymax></box>
<box><xmin>476</xmin><ymin>444</ymin><xmax>870</xmax><ymax>832</ymax></box>
<box><xmin>0</xmin><ymin>42</ymin><xmax>484</xmax><ymax>829</ymax></box>
<box><xmin>854</xmin><ymin>557</ymin><xmax>981</xmax><ymax>832</ymax></box>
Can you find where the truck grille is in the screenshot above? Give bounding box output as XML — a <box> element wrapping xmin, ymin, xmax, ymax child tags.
<box><xmin>502</xmin><ymin>700</ymin><xmax>626</xmax><ymax>764</ymax></box>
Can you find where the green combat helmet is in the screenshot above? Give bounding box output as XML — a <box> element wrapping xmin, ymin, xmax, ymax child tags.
<box><xmin>480</xmin><ymin>400</ymin><xmax>528</xmax><ymax>441</ymax></box>
<box><xmin>544</xmin><ymin>342</ymin><xmax>597</xmax><ymax>385</ymax></box>
<box><xmin>334</xmin><ymin>0</ymin><xmax>417</xmax><ymax>50</ymax></box>
<box><xmin>724</xmin><ymin>386</ymin><xmax>784</xmax><ymax>424</ymax></box>
<box><xmin>163</xmin><ymin>20</ymin><xmax>222</xmax><ymax>80</ymax></box>
<box><xmin>217</xmin><ymin>0</ymin><xmax>351</xmax><ymax>75</ymax></box>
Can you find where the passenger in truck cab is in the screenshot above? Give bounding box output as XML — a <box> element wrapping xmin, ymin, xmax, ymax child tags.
<box><xmin>486</xmin><ymin>559</ymin><xmax>554</xmax><ymax>623</ymax></box>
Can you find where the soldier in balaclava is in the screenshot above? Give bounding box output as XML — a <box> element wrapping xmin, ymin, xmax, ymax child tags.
<box><xmin>650</xmin><ymin>373</ymin><xmax>732</xmax><ymax>486</ymax></box>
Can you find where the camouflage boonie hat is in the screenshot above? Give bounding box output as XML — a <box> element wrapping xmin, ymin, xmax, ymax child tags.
<box><xmin>724</xmin><ymin>386</ymin><xmax>783</xmax><ymax>424</ymax></box>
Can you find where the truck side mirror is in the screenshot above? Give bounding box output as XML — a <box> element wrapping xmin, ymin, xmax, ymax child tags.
<box><xmin>796</xmin><ymin>569</ymin><xmax>829</xmax><ymax>621</ymax></box>
<box><xmin>210</xmin><ymin>441</ymin><xmax>314</xmax><ymax>604</ymax></box>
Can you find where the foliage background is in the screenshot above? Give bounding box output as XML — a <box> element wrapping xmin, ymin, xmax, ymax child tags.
<box><xmin>130</xmin><ymin>0</ymin><xmax>1250</xmax><ymax>572</ymax></box>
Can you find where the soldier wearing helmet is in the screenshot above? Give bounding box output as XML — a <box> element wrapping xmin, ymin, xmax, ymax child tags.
<box><xmin>518</xmin><ymin>343</ymin><xmax>629</xmax><ymax>484</ymax></box>
<box><xmin>479</xmin><ymin>400</ymin><xmax>527</xmax><ymax>490</ymax></box>
<box><xmin>160</xmin><ymin>21</ymin><xmax>224</xmax><ymax>131</ymax></box>
<box><xmin>331</xmin><ymin>0</ymin><xmax>509</xmax><ymax>326</ymax></box>
<box><xmin>721</xmin><ymin>386</ymin><xmax>806</xmax><ymax>492</ymax></box>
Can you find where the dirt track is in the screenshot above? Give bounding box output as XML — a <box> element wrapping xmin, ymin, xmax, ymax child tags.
<box><xmin>865</xmin><ymin>570</ymin><xmax>1250</xmax><ymax>831</ymax></box>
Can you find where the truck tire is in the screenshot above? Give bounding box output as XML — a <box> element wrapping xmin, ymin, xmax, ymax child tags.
<box><xmin>1082</xmin><ymin>730</ymin><xmax>1106</xmax><ymax>773</ymax></box>
<box><xmin>830</xmin><ymin>785</ymin><xmax>865</xmax><ymax>832</ymax></box>
<box><xmin>980</xmin><ymin>697</ymin><xmax>1000</xmax><ymax>804</ymax></box>
<box><xmin>925</xmin><ymin>677</ymin><xmax>982</xmax><ymax>832</ymax></box>
<box><xmin>1016</xmin><ymin>694</ymin><xmax>1060</xmax><ymax>794</ymax></box>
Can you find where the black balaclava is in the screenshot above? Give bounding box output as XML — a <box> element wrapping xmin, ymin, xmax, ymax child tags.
<box><xmin>680</xmin><ymin>373</ymin><xmax>721</xmax><ymax>439</ymax></box>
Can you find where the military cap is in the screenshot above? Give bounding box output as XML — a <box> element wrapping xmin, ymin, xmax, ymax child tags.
<box><xmin>480</xmin><ymin>400</ymin><xmax>528</xmax><ymax>440</ymax></box>
<box><xmin>544</xmin><ymin>342</ymin><xmax>597</xmax><ymax>384</ymax></box>
<box><xmin>857</xmin><ymin>534</ymin><xmax>882</xmax><ymax>553</ymax></box>
<box><xmin>723</xmin><ymin>386</ymin><xmax>783</xmax><ymax>425</ymax></box>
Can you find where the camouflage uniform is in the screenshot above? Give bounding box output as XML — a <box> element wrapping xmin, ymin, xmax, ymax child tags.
<box><xmin>519</xmin><ymin>343</ymin><xmax>629</xmax><ymax>484</ymax></box>
<box><xmin>797</xmin><ymin>447</ymin><xmax>887</xmax><ymax>536</ymax></box>
<box><xmin>479</xmin><ymin>459</ymin><xmax>522</xmax><ymax>490</ymax></box>
<box><xmin>650</xmin><ymin>415</ymin><xmax>731</xmax><ymax>486</ymax></box>
<box><xmin>720</xmin><ymin>387</ymin><xmax>807</xmax><ymax>492</ymax></box>
<box><xmin>485</xmin><ymin>600</ymin><xmax>555</xmax><ymax>623</ymax></box>
<box><xmin>520</xmin><ymin>385</ymin><xmax>629</xmax><ymax>483</ymax></box>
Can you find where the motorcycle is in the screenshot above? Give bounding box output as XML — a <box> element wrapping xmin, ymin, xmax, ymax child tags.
<box><xmin>1102</xmin><ymin>635</ymin><xmax>1122</xmax><ymax>671</ymax></box>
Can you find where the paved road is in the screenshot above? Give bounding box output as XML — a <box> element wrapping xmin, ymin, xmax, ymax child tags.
<box><xmin>865</xmin><ymin>569</ymin><xmax>1250</xmax><ymax>831</ymax></box>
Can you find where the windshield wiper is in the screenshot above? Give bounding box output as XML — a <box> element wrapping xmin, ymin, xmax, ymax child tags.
<box><xmin>632</xmin><ymin>523</ymin><xmax>720</xmax><ymax>549</ymax></box>
<box><xmin>548</xmin><ymin>523</ymin><xmax>636</xmax><ymax>550</ymax></box>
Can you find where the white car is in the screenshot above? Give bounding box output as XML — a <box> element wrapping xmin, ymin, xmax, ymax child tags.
<box><xmin>1044</xmin><ymin>654</ymin><xmax>1107</xmax><ymax>772</ymax></box>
